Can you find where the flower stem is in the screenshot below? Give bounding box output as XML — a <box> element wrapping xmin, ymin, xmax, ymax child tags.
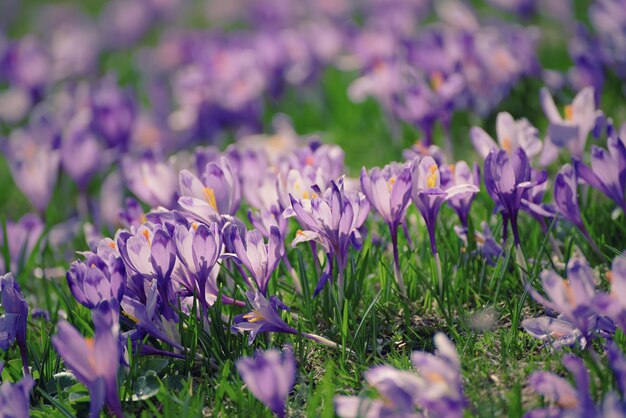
<box><xmin>434</xmin><ymin>251</ymin><xmax>443</xmax><ymax>296</ymax></box>
<box><xmin>390</xmin><ymin>224</ymin><xmax>407</xmax><ymax>297</ymax></box>
<box><xmin>282</xmin><ymin>254</ymin><xmax>303</xmax><ymax>294</ymax></box>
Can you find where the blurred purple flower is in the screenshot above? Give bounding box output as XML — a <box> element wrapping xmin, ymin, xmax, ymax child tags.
<box><xmin>593</xmin><ymin>253</ymin><xmax>626</xmax><ymax>332</ymax></box>
<box><xmin>236</xmin><ymin>346</ymin><xmax>296</xmax><ymax>418</ymax></box>
<box><xmin>0</xmin><ymin>362</ymin><xmax>34</xmax><ymax>417</ymax></box>
<box><xmin>122</xmin><ymin>155</ymin><xmax>179</xmax><ymax>208</ymax></box>
<box><xmin>573</xmin><ymin>134</ymin><xmax>626</xmax><ymax>213</ymax></box>
<box><xmin>522</xmin><ymin>255</ymin><xmax>614</xmax><ymax>348</ymax></box>
<box><xmin>90</xmin><ymin>76</ymin><xmax>136</xmax><ymax>150</ymax></box>
<box><xmin>53</xmin><ymin>301</ymin><xmax>123</xmax><ymax>418</ymax></box>
<box><xmin>335</xmin><ymin>333</ymin><xmax>465</xmax><ymax>418</ymax></box>
<box><xmin>0</xmin><ymin>213</ymin><xmax>44</xmax><ymax>274</ymax></box>
<box><xmin>0</xmin><ymin>273</ymin><xmax>29</xmax><ymax>374</ymax></box>
<box><xmin>554</xmin><ymin>163</ymin><xmax>600</xmax><ymax>254</ymax></box>
<box><xmin>471</xmin><ymin>112</ymin><xmax>541</xmax><ymax>160</ymax></box>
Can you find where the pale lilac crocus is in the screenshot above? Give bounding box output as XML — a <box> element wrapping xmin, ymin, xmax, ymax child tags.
<box><xmin>522</xmin><ymin>255</ymin><xmax>614</xmax><ymax>348</ymax></box>
<box><xmin>554</xmin><ymin>163</ymin><xmax>601</xmax><ymax>255</ymax></box>
<box><xmin>525</xmin><ymin>354</ymin><xmax>623</xmax><ymax>418</ymax></box>
<box><xmin>335</xmin><ymin>333</ymin><xmax>465</xmax><ymax>418</ymax></box>
<box><xmin>360</xmin><ymin>162</ymin><xmax>412</xmax><ymax>295</ymax></box>
<box><xmin>179</xmin><ymin>157</ymin><xmax>242</xmax><ymax>222</ymax></box>
<box><xmin>121</xmin><ymin>155</ymin><xmax>179</xmax><ymax>208</ymax></box>
<box><xmin>411</xmin><ymin>157</ymin><xmax>479</xmax><ymax>290</ymax></box>
<box><xmin>229</xmin><ymin>225</ymin><xmax>284</xmax><ymax>296</ymax></box>
<box><xmin>471</xmin><ymin>112</ymin><xmax>542</xmax><ymax>160</ymax></box>
<box><xmin>540</xmin><ymin>86</ymin><xmax>602</xmax><ymax>158</ymax></box>
<box><xmin>236</xmin><ymin>346</ymin><xmax>296</xmax><ymax>418</ymax></box>
<box><xmin>440</xmin><ymin>161</ymin><xmax>481</xmax><ymax>229</ymax></box>
<box><xmin>593</xmin><ymin>253</ymin><xmax>626</xmax><ymax>332</ymax></box>
<box><xmin>573</xmin><ymin>134</ymin><xmax>626</xmax><ymax>213</ymax></box>
<box><xmin>66</xmin><ymin>252</ymin><xmax>126</xmax><ymax>309</ymax></box>
<box><xmin>53</xmin><ymin>301</ymin><xmax>123</xmax><ymax>418</ymax></box>
<box><xmin>0</xmin><ymin>213</ymin><xmax>44</xmax><ymax>274</ymax></box>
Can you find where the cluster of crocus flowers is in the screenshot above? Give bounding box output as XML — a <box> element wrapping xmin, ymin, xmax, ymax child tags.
<box><xmin>335</xmin><ymin>333</ymin><xmax>466</xmax><ymax>418</ymax></box>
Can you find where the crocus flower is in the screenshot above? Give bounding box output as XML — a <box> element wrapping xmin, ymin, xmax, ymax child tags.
<box><xmin>229</xmin><ymin>225</ymin><xmax>284</xmax><ymax>296</ymax></box>
<box><xmin>285</xmin><ymin>178</ymin><xmax>369</xmax><ymax>295</ymax></box>
<box><xmin>90</xmin><ymin>75</ymin><xmax>136</xmax><ymax>150</ymax></box>
<box><xmin>121</xmin><ymin>155</ymin><xmax>179</xmax><ymax>208</ymax></box>
<box><xmin>0</xmin><ymin>213</ymin><xmax>44</xmax><ymax>274</ymax></box>
<box><xmin>60</xmin><ymin>110</ymin><xmax>103</xmax><ymax>189</ymax></box>
<box><xmin>522</xmin><ymin>255</ymin><xmax>614</xmax><ymax>348</ymax></box>
<box><xmin>66</xmin><ymin>253</ymin><xmax>126</xmax><ymax>309</ymax></box>
<box><xmin>540</xmin><ymin>86</ymin><xmax>601</xmax><ymax>158</ymax></box>
<box><xmin>554</xmin><ymin>163</ymin><xmax>600</xmax><ymax>254</ymax></box>
<box><xmin>335</xmin><ymin>333</ymin><xmax>465</xmax><ymax>418</ymax></box>
<box><xmin>173</xmin><ymin>222</ymin><xmax>223</xmax><ymax>310</ymax></box>
<box><xmin>233</xmin><ymin>291</ymin><xmax>336</xmax><ymax>347</ymax></box>
<box><xmin>483</xmin><ymin>148</ymin><xmax>546</xmax><ymax>247</ymax></box>
<box><xmin>0</xmin><ymin>362</ymin><xmax>34</xmax><ymax>417</ymax></box>
<box><xmin>53</xmin><ymin>301</ymin><xmax>123</xmax><ymax>418</ymax></box>
<box><xmin>236</xmin><ymin>346</ymin><xmax>296</xmax><ymax>418</ymax></box>
<box><xmin>360</xmin><ymin>162</ymin><xmax>412</xmax><ymax>295</ymax></box>
<box><xmin>4</xmin><ymin>124</ymin><xmax>60</xmax><ymax>214</ymax></box>
<box><xmin>470</xmin><ymin>112</ymin><xmax>541</xmax><ymax>159</ymax></box>
<box><xmin>573</xmin><ymin>134</ymin><xmax>626</xmax><ymax>213</ymax></box>
<box><xmin>593</xmin><ymin>253</ymin><xmax>626</xmax><ymax>332</ymax></box>
<box><xmin>0</xmin><ymin>273</ymin><xmax>29</xmax><ymax>374</ymax></box>
<box><xmin>440</xmin><ymin>161</ymin><xmax>481</xmax><ymax>228</ymax></box>
<box><xmin>525</xmin><ymin>354</ymin><xmax>625</xmax><ymax>418</ymax></box>
<box><xmin>179</xmin><ymin>157</ymin><xmax>242</xmax><ymax>222</ymax></box>
<box><xmin>411</xmin><ymin>156</ymin><xmax>479</xmax><ymax>289</ymax></box>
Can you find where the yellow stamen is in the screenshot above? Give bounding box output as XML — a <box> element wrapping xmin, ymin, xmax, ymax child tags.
<box><xmin>142</xmin><ymin>229</ymin><xmax>151</xmax><ymax>247</ymax></box>
<box><xmin>311</xmin><ymin>192</ymin><xmax>318</xmax><ymax>199</ymax></box>
<box><xmin>607</xmin><ymin>271</ymin><xmax>614</xmax><ymax>283</ymax></box>
<box><xmin>424</xmin><ymin>371</ymin><xmax>446</xmax><ymax>383</ymax></box>
<box><xmin>123</xmin><ymin>311</ymin><xmax>140</xmax><ymax>324</ymax></box>
<box><xmin>85</xmin><ymin>337</ymin><xmax>95</xmax><ymax>350</ymax></box>
<box><xmin>140</xmin><ymin>213</ymin><xmax>148</xmax><ymax>224</ymax></box>
<box><xmin>108</xmin><ymin>241</ymin><xmax>117</xmax><ymax>250</ymax></box>
<box><xmin>448</xmin><ymin>164</ymin><xmax>456</xmax><ymax>176</ymax></box>
<box><xmin>243</xmin><ymin>310</ymin><xmax>266</xmax><ymax>323</ymax></box>
<box><xmin>90</xmin><ymin>263</ymin><xmax>96</xmax><ymax>268</ymax></box>
<box><xmin>304</xmin><ymin>156</ymin><xmax>314</xmax><ymax>166</ymax></box>
<box><xmin>430</xmin><ymin>71</ymin><xmax>444</xmax><ymax>92</ymax></box>
<box><xmin>427</xmin><ymin>164</ymin><xmax>439</xmax><ymax>189</ymax></box>
<box><xmin>302</xmin><ymin>191</ymin><xmax>310</xmax><ymax>200</ymax></box>
<box><xmin>192</xmin><ymin>222</ymin><xmax>199</xmax><ymax>231</ymax></box>
<box><xmin>203</xmin><ymin>187</ymin><xmax>218</xmax><ymax>211</ymax></box>
<box><xmin>563</xmin><ymin>279</ymin><xmax>575</xmax><ymax>304</ymax></box>
<box><xmin>502</xmin><ymin>137</ymin><xmax>512</xmax><ymax>154</ymax></box>
<box><xmin>296</xmin><ymin>229</ymin><xmax>305</xmax><ymax>236</ymax></box>
<box><xmin>388</xmin><ymin>177</ymin><xmax>396</xmax><ymax>192</ymax></box>
<box><xmin>564</xmin><ymin>105</ymin><xmax>573</xmax><ymax>121</ymax></box>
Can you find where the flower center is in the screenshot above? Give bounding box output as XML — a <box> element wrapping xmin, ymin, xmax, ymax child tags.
<box><xmin>203</xmin><ymin>187</ymin><xmax>218</xmax><ymax>211</ymax></box>
<box><xmin>502</xmin><ymin>137</ymin><xmax>512</xmax><ymax>154</ymax></box>
<box><xmin>430</xmin><ymin>71</ymin><xmax>444</xmax><ymax>92</ymax></box>
<box><xmin>564</xmin><ymin>105</ymin><xmax>573</xmax><ymax>121</ymax></box>
<box><xmin>243</xmin><ymin>310</ymin><xmax>266</xmax><ymax>323</ymax></box>
<box><xmin>427</xmin><ymin>164</ymin><xmax>439</xmax><ymax>189</ymax></box>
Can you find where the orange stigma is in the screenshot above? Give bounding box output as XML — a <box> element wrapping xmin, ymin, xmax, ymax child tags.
<box><xmin>202</xmin><ymin>187</ymin><xmax>218</xmax><ymax>211</ymax></box>
<box><xmin>564</xmin><ymin>105</ymin><xmax>573</xmax><ymax>121</ymax></box>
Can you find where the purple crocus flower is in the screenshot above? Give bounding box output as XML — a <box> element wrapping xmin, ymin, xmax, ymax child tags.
<box><xmin>4</xmin><ymin>124</ymin><xmax>60</xmax><ymax>214</ymax></box>
<box><xmin>0</xmin><ymin>362</ymin><xmax>34</xmax><ymax>417</ymax></box>
<box><xmin>540</xmin><ymin>86</ymin><xmax>601</xmax><ymax>158</ymax></box>
<box><xmin>470</xmin><ymin>112</ymin><xmax>541</xmax><ymax>160</ymax></box>
<box><xmin>522</xmin><ymin>255</ymin><xmax>614</xmax><ymax>348</ymax></box>
<box><xmin>66</xmin><ymin>253</ymin><xmax>126</xmax><ymax>309</ymax></box>
<box><xmin>90</xmin><ymin>75</ymin><xmax>136</xmax><ymax>150</ymax></box>
<box><xmin>285</xmin><ymin>178</ymin><xmax>369</xmax><ymax>295</ymax></box>
<box><xmin>360</xmin><ymin>162</ymin><xmax>412</xmax><ymax>295</ymax></box>
<box><xmin>233</xmin><ymin>291</ymin><xmax>298</xmax><ymax>344</ymax></box>
<box><xmin>440</xmin><ymin>161</ymin><xmax>481</xmax><ymax>228</ymax></box>
<box><xmin>335</xmin><ymin>333</ymin><xmax>465</xmax><ymax>418</ymax></box>
<box><xmin>573</xmin><ymin>134</ymin><xmax>626</xmax><ymax>213</ymax></box>
<box><xmin>236</xmin><ymin>346</ymin><xmax>296</xmax><ymax>418</ymax></box>
<box><xmin>173</xmin><ymin>222</ymin><xmax>223</xmax><ymax>310</ymax></box>
<box><xmin>121</xmin><ymin>155</ymin><xmax>179</xmax><ymax>208</ymax></box>
<box><xmin>593</xmin><ymin>253</ymin><xmax>626</xmax><ymax>332</ymax></box>
<box><xmin>60</xmin><ymin>110</ymin><xmax>103</xmax><ymax>189</ymax></box>
<box><xmin>179</xmin><ymin>157</ymin><xmax>242</xmax><ymax>222</ymax></box>
<box><xmin>483</xmin><ymin>148</ymin><xmax>546</xmax><ymax>247</ymax></box>
<box><xmin>411</xmin><ymin>157</ymin><xmax>479</xmax><ymax>288</ymax></box>
<box><xmin>53</xmin><ymin>301</ymin><xmax>123</xmax><ymax>418</ymax></box>
<box><xmin>554</xmin><ymin>163</ymin><xmax>600</xmax><ymax>255</ymax></box>
<box><xmin>229</xmin><ymin>225</ymin><xmax>284</xmax><ymax>296</ymax></box>
<box><xmin>525</xmin><ymin>354</ymin><xmax>624</xmax><ymax>418</ymax></box>
<box><xmin>0</xmin><ymin>273</ymin><xmax>29</xmax><ymax>375</ymax></box>
<box><xmin>0</xmin><ymin>213</ymin><xmax>44</xmax><ymax>274</ymax></box>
